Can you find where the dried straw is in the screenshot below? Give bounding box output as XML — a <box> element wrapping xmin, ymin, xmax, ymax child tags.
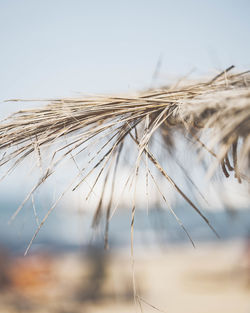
<box><xmin>0</xmin><ymin>66</ymin><xmax>250</xmax><ymax>252</ymax></box>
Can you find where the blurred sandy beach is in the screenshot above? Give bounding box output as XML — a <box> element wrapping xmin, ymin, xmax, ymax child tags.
<box><xmin>0</xmin><ymin>240</ymin><xmax>249</xmax><ymax>313</ymax></box>
<box><xmin>0</xmin><ymin>205</ymin><xmax>250</xmax><ymax>312</ymax></box>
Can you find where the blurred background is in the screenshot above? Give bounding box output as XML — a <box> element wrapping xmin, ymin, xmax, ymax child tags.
<box><xmin>0</xmin><ymin>1</ymin><xmax>250</xmax><ymax>312</ymax></box>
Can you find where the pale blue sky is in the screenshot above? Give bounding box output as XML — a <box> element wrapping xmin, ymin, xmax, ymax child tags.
<box><xmin>0</xmin><ymin>0</ymin><xmax>249</xmax><ymax>217</ymax></box>
<box><xmin>1</xmin><ymin>0</ymin><xmax>250</xmax><ymax>106</ymax></box>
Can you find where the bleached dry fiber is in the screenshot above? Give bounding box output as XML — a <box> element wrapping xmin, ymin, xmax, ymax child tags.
<box><xmin>0</xmin><ymin>67</ymin><xmax>250</xmax><ymax>251</ymax></box>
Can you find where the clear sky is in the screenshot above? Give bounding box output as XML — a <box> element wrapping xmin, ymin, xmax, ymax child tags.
<box><xmin>0</xmin><ymin>0</ymin><xmax>249</xmax><ymax>209</ymax></box>
<box><xmin>1</xmin><ymin>0</ymin><xmax>250</xmax><ymax>106</ymax></box>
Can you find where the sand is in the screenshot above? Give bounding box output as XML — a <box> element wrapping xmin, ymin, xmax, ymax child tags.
<box><xmin>0</xmin><ymin>240</ymin><xmax>249</xmax><ymax>313</ymax></box>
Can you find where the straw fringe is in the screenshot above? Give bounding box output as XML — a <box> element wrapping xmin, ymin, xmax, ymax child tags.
<box><xmin>0</xmin><ymin>68</ymin><xmax>250</xmax><ymax>250</ymax></box>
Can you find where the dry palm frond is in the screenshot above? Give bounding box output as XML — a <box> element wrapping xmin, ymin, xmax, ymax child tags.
<box><xmin>0</xmin><ymin>67</ymin><xmax>250</xmax><ymax>250</ymax></box>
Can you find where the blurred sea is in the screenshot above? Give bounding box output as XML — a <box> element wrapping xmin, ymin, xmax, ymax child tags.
<box><xmin>0</xmin><ymin>198</ymin><xmax>250</xmax><ymax>254</ymax></box>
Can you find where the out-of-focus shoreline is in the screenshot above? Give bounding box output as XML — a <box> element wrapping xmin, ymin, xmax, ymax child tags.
<box><xmin>1</xmin><ymin>202</ymin><xmax>250</xmax><ymax>254</ymax></box>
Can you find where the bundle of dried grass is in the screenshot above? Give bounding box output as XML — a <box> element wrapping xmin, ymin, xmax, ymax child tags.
<box><xmin>0</xmin><ymin>66</ymin><xmax>249</xmax><ymax>252</ymax></box>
